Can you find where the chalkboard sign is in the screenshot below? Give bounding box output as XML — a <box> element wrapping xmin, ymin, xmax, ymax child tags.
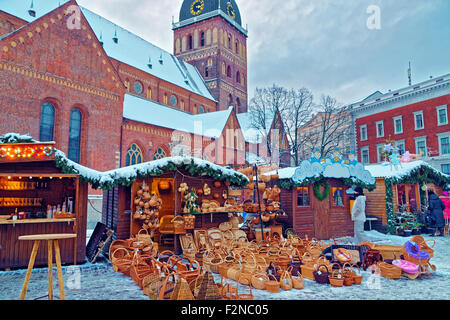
<box><xmin>86</xmin><ymin>222</ymin><xmax>114</xmax><ymax>263</ymax></box>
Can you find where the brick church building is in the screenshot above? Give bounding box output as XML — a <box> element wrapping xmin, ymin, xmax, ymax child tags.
<box><xmin>0</xmin><ymin>0</ymin><xmax>290</xmax><ymax>180</ymax></box>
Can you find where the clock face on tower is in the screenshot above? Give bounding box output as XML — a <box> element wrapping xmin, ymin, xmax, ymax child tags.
<box><xmin>190</xmin><ymin>0</ymin><xmax>204</xmax><ymax>16</ymax></box>
<box><xmin>226</xmin><ymin>2</ymin><xmax>236</xmax><ymax>19</ymax></box>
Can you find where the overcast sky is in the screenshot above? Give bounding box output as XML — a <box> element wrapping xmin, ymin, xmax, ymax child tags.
<box><xmin>77</xmin><ymin>0</ymin><xmax>450</xmax><ymax>105</ymax></box>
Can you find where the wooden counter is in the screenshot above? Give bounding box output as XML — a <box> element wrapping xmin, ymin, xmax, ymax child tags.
<box><xmin>0</xmin><ymin>218</ymin><xmax>76</xmax><ymax>225</ymax></box>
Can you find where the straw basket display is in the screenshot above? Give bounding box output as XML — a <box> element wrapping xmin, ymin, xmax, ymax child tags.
<box><xmin>157</xmin><ymin>273</ymin><xmax>177</xmax><ymax>300</ymax></box>
<box><xmin>342</xmin><ymin>263</ymin><xmax>354</xmax><ymax>286</ymax></box>
<box><xmin>236</xmin><ymin>275</ymin><xmax>254</xmax><ymax>300</ymax></box>
<box><xmin>227</xmin><ymin>261</ymin><xmax>242</xmax><ymax>282</ymax></box>
<box><xmin>110</xmin><ymin>248</ymin><xmax>133</xmax><ymax>276</ymax></box>
<box><xmin>130</xmin><ymin>257</ymin><xmax>154</xmax><ymax>289</ymax></box>
<box><xmin>378</xmin><ymin>262</ymin><xmax>402</xmax><ymax>279</ymax></box>
<box><xmin>276</xmin><ymin>252</ymin><xmax>292</xmax><ymax>272</ymax></box>
<box><xmin>197</xmin><ymin>272</ymin><xmax>222</xmax><ymax>300</ymax></box>
<box><xmin>204</xmin><ymin>251</ymin><xmax>223</xmax><ymax>274</ymax></box>
<box><xmin>265</xmin><ymin>274</ymin><xmax>280</xmax><ymax>293</ymax></box>
<box><xmin>300</xmin><ymin>253</ymin><xmax>315</xmax><ymax>281</ymax></box>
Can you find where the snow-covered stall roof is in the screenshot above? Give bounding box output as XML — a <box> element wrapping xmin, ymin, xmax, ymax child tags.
<box><xmin>365</xmin><ymin>160</ymin><xmax>450</xmax><ymax>182</ymax></box>
<box><xmin>55</xmin><ymin>150</ymin><xmax>249</xmax><ymax>190</ymax></box>
<box><xmin>123</xmin><ymin>94</ymin><xmax>232</xmax><ymax>138</ymax></box>
<box><xmin>0</xmin><ymin>1</ymin><xmax>215</xmax><ymax>102</ymax></box>
<box><xmin>236</xmin><ymin>110</ymin><xmax>275</xmax><ymax>143</ymax></box>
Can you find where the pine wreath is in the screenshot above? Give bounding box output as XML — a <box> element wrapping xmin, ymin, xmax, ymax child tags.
<box><xmin>313</xmin><ymin>180</ymin><xmax>330</xmax><ymax>201</ymax></box>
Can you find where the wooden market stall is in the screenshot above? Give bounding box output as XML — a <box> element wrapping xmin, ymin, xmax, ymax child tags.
<box><xmin>0</xmin><ymin>139</ymin><xmax>88</xmax><ymax>269</ymax></box>
<box><xmin>364</xmin><ymin>160</ymin><xmax>450</xmax><ymax>233</ymax></box>
<box><xmin>100</xmin><ymin>157</ymin><xmax>249</xmax><ymax>253</ymax></box>
<box><xmin>264</xmin><ymin>156</ymin><xmax>377</xmax><ymax>240</ymax></box>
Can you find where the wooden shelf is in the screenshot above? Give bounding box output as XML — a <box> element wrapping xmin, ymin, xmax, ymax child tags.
<box><xmin>0</xmin><ymin>218</ymin><xmax>76</xmax><ymax>225</ymax></box>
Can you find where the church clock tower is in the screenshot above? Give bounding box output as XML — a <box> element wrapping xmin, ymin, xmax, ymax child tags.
<box><xmin>173</xmin><ymin>0</ymin><xmax>248</xmax><ymax>113</ymax></box>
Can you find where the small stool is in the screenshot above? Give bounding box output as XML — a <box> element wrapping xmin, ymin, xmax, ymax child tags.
<box><xmin>18</xmin><ymin>233</ymin><xmax>77</xmax><ymax>300</ymax></box>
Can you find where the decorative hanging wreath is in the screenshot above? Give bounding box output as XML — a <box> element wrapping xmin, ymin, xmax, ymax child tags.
<box><xmin>313</xmin><ymin>180</ymin><xmax>331</xmax><ymax>201</ymax></box>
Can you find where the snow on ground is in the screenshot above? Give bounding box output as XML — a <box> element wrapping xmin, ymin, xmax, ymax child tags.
<box><xmin>1</xmin><ymin>231</ymin><xmax>449</xmax><ymax>300</ymax></box>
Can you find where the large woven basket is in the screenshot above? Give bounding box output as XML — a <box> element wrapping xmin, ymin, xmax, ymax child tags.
<box><xmin>183</xmin><ymin>214</ymin><xmax>196</xmax><ymax>229</ymax></box>
<box><xmin>291</xmin><ymin>272</ymin><xmax>304</xmax><ymax>289</ymax></box>
<box><xmin>251</xmin><ymin>271</ymin><xmax>269</xmax><ymax>290</ymax></box>
<box><xmin>171</xmin><ymin>277</ymin><xmax>195</xmax><ymax>300</ymax></box>
<box><xmin>378</xmin><ymin>262</ymin><xmax>402</xmax><ymax>279</ymax></box>
<box><xmin>265</xmin><ymin>274</ymin><xmax>280</xmax><ymax>293</ymax></box>
<box><xmin>197</xmin><ymin>271</ymin><xmax>221</xmax><ymax>300</ymax></box>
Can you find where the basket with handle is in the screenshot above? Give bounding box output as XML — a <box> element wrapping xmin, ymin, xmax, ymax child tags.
<box><xmin>342</xmin><ymin>262</ymin><xmax>354</xmax><ymax>286</ymax></box>
<box><xmin>157</xmin><ymin>271</ymin><xmax>177</xmax><ymax>300</ymax></box>
<box><xmin>351</xmin><ymin>264</ymin><xmax>363</xmax><ymax>285</ymax></box>
<box><xmin>130</xmin><ymin>253</ymin><xmax>155</xmax><ymax>289</ymax></box>
<box><xmin>300</xmin><ymin>252</ymin><xmax>315</xmax><ymax>281</ymax></box>
<box><xmin>171</xmin><ymin>216</ymin><xmax>186</xmax><ymax>234</ymax></box>
<box><xmin>227</xmin><ymin>260</ymin><xmax>242</xmax><ymax>282</ymax></box>
<box><xmin>142</xmin><ymin>269</ymin><xmax>162</xmax><ymax>298</ymax></box>
<box><xmin>136</xmin><ymin>228</ymin><xmax>153</xmax><ymax>246</ymax></box>
<box><xmin>291</xmin><ymin>271</ymin><xmax>304</xmax><ymax>289</ymax></box>
<box><xmin>265</xmin><ymin>274</ymin><xmax>280</xmax><ymax>293</ymax></box>
<box><xmin>329</xmin><ymin>269</ymin><xmax>344</xmax><ymax>287</ymax></box>
<box><xmin>109</xmin><ymin>239</ymin><xmax>134</xmax><ymax>258</ymax></box>
<box><xmin>237</xmin><ymin>274</ymin><xmax>254</xmax><ymax>300</ymax></box>
<box><xmin>265</xmin><ymin>261</ymin><xmax>281</xmax><ymax>281</ymax></box>
<box><xmin>313</xmin><ymin>264</ymin><xmax>330</xmax><ymax>284</ymax></box>
<box><xmin>204</xmin><ymin>250</ymin><xmax>223</xmax><ymax>274</ymax></box>
<box><xmin>183</xmin><ymin>214</ymin><xmax>196</xmax><ymax>230</ymax></box>
<box><xmin>276</xmin><ymin>252</ymin><xmax>292</xmax><ymax>272</ymax></box>
<box><xmin>280</xmin><ymin>269</ymin><xmax>293</xmax><ymax>291</ymax></box>
<box><xmin>251</xmin><ymin>268</ymin><xmax>269</xmax><ymax>290</ymax></box>
<box><xmin>219</xmin><ymin>253</ymin><xmax>235</xmax><ymax>278</ymax></box>
<box><xmin>221</xmin><ymin>278</ymin><xmax>239</xmax><ymax>300</ymax></box>
<box><xmin>288</xmin><ymin>248</ymin><xmax>303</xmax><ymax>276</ymax></box>
<box><xmin>266</xmin><ymin>246</ymin><xmax>281</xmax><ymax>264</ymax></box>
<box><xmin>110</xmin><ymin>248</ymin><xmax>133</xmax><ymax>276</ymax></box>
<box><xmin>178</xmin><ymin>259</ymin><xmax>203</xmax><ymax>284</ymax></box>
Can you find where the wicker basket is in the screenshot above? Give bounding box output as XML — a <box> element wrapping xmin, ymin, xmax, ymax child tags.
<box><xmin>184</xmin><ymin>214</ymin><xmax>196</xmax><ymax>229</ymax></box>
<box><xmin>171</xmin><ymin>216</ymin><xmax>186</xmax><ymax>234</ymax></box>
<box><xmin>227</xmin><ymin>261</ymin><xmax>242</xmax><ymax>282</ymax></box>
<box><xmin>342</xmin><ymin>263</ymin><xmax>354</xmax><ymax>286</ymax></box>
<box><xmin>170</xmin><ymin>277</ymin><xmax>195</xmax><ymax>300</ymax></box>
<box><xmin>251</xmin><ymin>271</ymin><xmax>269</xmax><ymax>290</ymax></box>
<box><xmin>280</xmin><ymin>271</ymin><xmax>293</xmax><ymax>291</ymax></box>
<box><xmin>292</xmin><ymin>272</ymin><xmax>304</xmax><ymax>289</ymax></box>
<box><xmin>265</xmin><ymin>274</ymin><xmax>280</xmax><ymax>293</ymax></box>
<box><xmin>378</xmin><ymin>262</ymin><xmax>402</xmax><ymax>279</ymax></box>
<box><xmin>313</xmin><ymin>264</ymin><xmax>330</xmax><ymax>284</ymax></box>
<box><xmin>351</xmin><ymin>264</ymin><xmax>363</xmax><ymax>285</ymax></box>
<box><xmin>329</xmin><ymin>270</ymin><xmax>344</xmax><ymax>287</ymax></box>
<box><xmin>197</xmin><ymin>271</ymin><xmax>222</xmax><ymax>300</ymax></box>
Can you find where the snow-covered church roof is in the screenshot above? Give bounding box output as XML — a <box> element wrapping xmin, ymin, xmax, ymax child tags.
<box><xmin>123</xmin><ymin>94</ymin><xmax>232</xmax><ymax>139</ymax></box>
<box><xmin>0</xmin><ymin>0</ymin><xmax>215</xmax><ymax>102</ymax></box>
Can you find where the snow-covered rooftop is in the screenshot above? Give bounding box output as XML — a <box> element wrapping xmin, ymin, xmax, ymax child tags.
<box><xmin>123</xmin><ymin>94</ymin><xmax>232</xmax><ymax>139</ymax></box>
<box><xmin>0</xmin><ymin>1</ymin><xmax>215</xmax><ymax>102</ymax></box>
<box><xmin>365</xmin><ymin>160</ymin><xmax>449</xmax><ymax>180</ymax></box>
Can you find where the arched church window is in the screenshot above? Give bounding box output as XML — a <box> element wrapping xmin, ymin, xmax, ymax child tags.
<box><xmin>236</xmin><ymin>71</ymin><xmax>240</xmax><ymax>84</ymax></box>
<box><xmin>153</xmin><ymin>147</ymin><xmax>167</xmax><ymax>160</ymax></box>
<box><xmin>200</xmin><ymin>32</ymin><xmax>205</xmax><ymax>46</ymax></box>
<box><xmin>68</xmin><ymin>108</ymin><xmax>82</xmax><ymax>163</ymax></box>
<box><xmin>227</xmin><ymin>65</ymin><xmax>232</xmax><ymax>78</ymax></box>
<box><xmin>188</xmin><ymin>35</ymin><xmax>193</xmax><ymax>50</ymax></box>
<box><xmin>126</xmin><ymin>143</ymin><xmax>143</xmax><ymax>166</ymax></box>
<box><xmin>39</xmin><ymin>102</ymin><xmax>55</xmax><ymax>142</ymax></box>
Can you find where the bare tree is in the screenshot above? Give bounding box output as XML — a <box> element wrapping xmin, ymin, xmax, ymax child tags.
<box><xmin>248</xmin><ymin>84</ymin><xmax>290</xmax><ymax>157</ymax></box>
<box><xmin>299</xmin><ymin>95</ymin><xmax>352</xmax><ymax>160</ymax></box>
<box><xmin>281</xmin><ymin>88</ymin><xmax>315</xmax><ymax>166</ymax></box>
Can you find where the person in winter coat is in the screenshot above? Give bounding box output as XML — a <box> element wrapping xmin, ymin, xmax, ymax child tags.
<box><xmin>439</xmin><ymin>191</ymin><xmax>450</xmax><ymax>235</ymax></box>
<box><xmin>352</xmin><ymin>186</ymin><xmax>367</xmax><ymax>244</ymax></box>
<box><xmin>428</xmin><ymin>190</ymin><xmax>445</xmax><ymax>236</ymax></box>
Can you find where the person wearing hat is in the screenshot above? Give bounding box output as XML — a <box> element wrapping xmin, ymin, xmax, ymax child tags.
<box><xmin>351</xmin><ymin>186</ymin><xmax>367</xmax><ymax>244</ymax></box>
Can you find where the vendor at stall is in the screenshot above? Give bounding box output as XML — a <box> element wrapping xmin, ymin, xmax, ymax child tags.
<box><xmin>352</xmin><ymin>186</ymin><xmax>367</xmax><ymax>244</ymax></box>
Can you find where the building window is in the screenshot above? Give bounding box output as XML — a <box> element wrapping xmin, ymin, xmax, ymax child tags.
<box><xmin>360</xmin><ymin>146</ymin><xmax>369</xmax><ymax>164</ymax></box>
<box><xmin>393</xmin><ymin>116</ymin><xmax>403</xmax><ymax>134</ymax></box>
<box><xmin>360</xmin><ymin>125</ymin><xmax>367</xmax><ymax>141</ymax></box>
<box><xmin>227</xmin><ymin>65</ymin><xmax>231</xmax><ymax>78</ymax></box>
<box><xmin>200</xmin><ymin>32</ymin><xmax>205</xmax><ymax>47</ymax></box>
<box><xmin>297</xmin><ymin>187</ymin><xmax>310</xmax><ymax>207</ymax></box>
<box><xmin>437</xmin><ymin>105</ymin><xmax>448</xmax><ymax>126</ymax></box>
<box><xmin>146</xmin><ymin>87</ymin><xmax>152</xmax><ymax>100</ymax></box>
<box><xmin>153</xmin><ymin>147</ymin><xmax>166</xmax><ymax>160</ymax></box>
<box><xmin>235</xmin><ymin>40</ymin><xmax>238</xmax><ymax>53</ymax></box>
<box><xmin>236</xmin><ymin>97</ymin><xmax>241</xmax><ymax>111</ymax></box>
<box><xmin>414</xmin><ymin>111</ymin><xmax>424</xmax><ymax>130</ymax></box>
<box><xmin>236</xmin><ymin>71</ymin><xmax>240</xmax><ymax>84</ymax></box>
<box><xmin>222</xmin><ymin>62</ymin><xmax>226</xmax><ymax>75</ymax></box>
<box><xmin>332</xmin><ymin>187</ymin><xmax>344</xmax><ymax>207</ymax></box>
<box><xmin>228</xmin><ymin>94</ymin><xmax>233</xmax><ymax>107</ymax></box>
<box><xmin>395</xmin><ymin>140</ymin><xmax>405</xmax><ymax>155</ymax></box>
<box><xmin>163</xmin><ymin>93</ymin><xmax>168</xmax><ymax>105</ymax></box>
<box><xmin>170</xmin><ymin>95</ymin><xmax>177</xmax><ymax>107</ymax></box>
<box><xmin>415</xmin><ymin>137</ymin><xmax>427</xmax><ymax>156</ymax></box>
<box><xmin>207</xmin><ymin>57</ymin><xmax>213</xmax><ymax>66</ymax></box>
<box><xmin>68</xmin><ymin>108</ymin><xmax>82</xmax><ymax>163</ymax></box>
<box><xmin>134</xmin><ymin>81</ymin><xmax>143</xmax><ymax>95</ymax></box>
<box><xmin>376</xmin><ymin>121</ymin><xmax>384</xmax><ymax>138</ymax></box>
<box><xmin>39</xmin><ymin>102</ymin><xmax>55</xmax><ymax>142</ymax></box>
<box><xmin>442</xmin><ymin>164</ymin><xmax>450</xmax><ymax>175</ymax></box>
<box><xmin>125</xmin><ymin>144</ymin><xmax>142</xmax><ymax>166</ymax></box>
<box><xmin>440</xmin><ymin>136</ymin><xmax>450</xmax><ymax>155</ymax></box>
<box><xmin>205</xmin><ymin>67</ymin><xmax>209</xmax><ymax>77</ymax></box>
<box><xmin>180</xmin><ymin>100</ymin><xmax>185</xmax><ymax>111</ymax></box>
<box><xmin>188</xmin><ymin>35</ymin><xmax>193</xmax><ymax>50</ymax></box>
<box><xmin>376</xmin><ymin>144</ymin><xmax>385</xmax><ymax>163</ymax></box>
